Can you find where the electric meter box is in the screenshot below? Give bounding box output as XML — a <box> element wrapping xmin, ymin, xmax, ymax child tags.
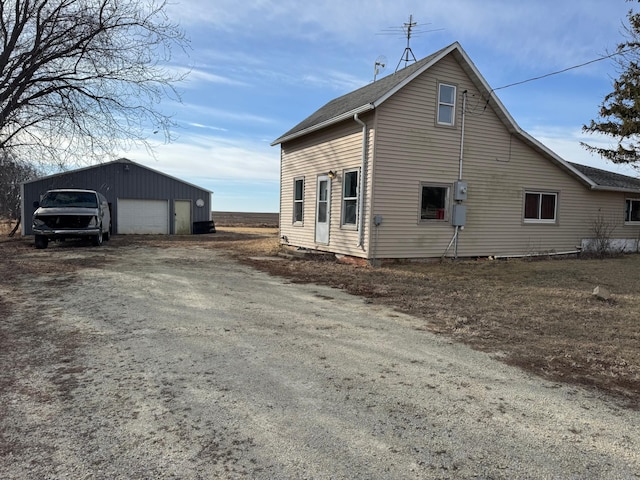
<box><xmin>452</xmin><ymin>204</ymin><xmax>467</xmax><ymax>226</ymax></box>
<box><xmin>454</xmin><ymin>181</ymin><xmax>468</xmax><ymax>201</ymax></box>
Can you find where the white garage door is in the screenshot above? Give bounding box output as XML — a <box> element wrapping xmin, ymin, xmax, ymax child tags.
<box><xmin>117</xmin><ymin>199</ymin><xmax>169</xmax><ymax>234</ymax></box>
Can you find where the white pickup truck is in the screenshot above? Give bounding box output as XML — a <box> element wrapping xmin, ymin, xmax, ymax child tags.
<box><xmin>32</xmin><ymin>189</ymin><xmax>111</xmax><ymax>249</ymax></box>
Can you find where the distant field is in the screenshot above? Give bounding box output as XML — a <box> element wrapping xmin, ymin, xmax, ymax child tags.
<box><xmin>212</xmin><ymin>211</ymin><xmax>279</xmax><ymax>228</ymax></box>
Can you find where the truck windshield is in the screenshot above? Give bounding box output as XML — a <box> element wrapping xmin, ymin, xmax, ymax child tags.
<box><xmin>40</xmin><ymin>191</ymin><xmax>98</xmax><ymax>208</ymax></box>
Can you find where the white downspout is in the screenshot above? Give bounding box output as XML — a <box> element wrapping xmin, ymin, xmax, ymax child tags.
<box><xmin>354</xmin><ymin>113</ymin><xmax>367</xmax><ymax>248</ymax></box>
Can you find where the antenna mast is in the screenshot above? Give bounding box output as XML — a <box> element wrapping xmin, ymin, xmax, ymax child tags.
<box><xmin>395</xmin><ymin>14</ymin><xmax>418</xmax><ymax>72</ymax></box>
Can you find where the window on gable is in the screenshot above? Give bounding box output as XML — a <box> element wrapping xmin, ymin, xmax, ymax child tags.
<box><xmin>342</xmin><ymin>169</ymin><xmax>359</xmax><ymax>227</ymax></box>
<box><xmin>420</xmin><ymin>184</ymin><xmax>449</xmax><ymax>221</ymax></box>
<box><xmin>625</xmin><ymin>199</ymin><xmax>640</xmax><ymax>222</ymax></box>
<box><xmin>437</xmin><ymin>83</ymin><xmax>456</xmax><ymax>126</ymax></box>
<box><xmin>293</xmin><ymin>177</ymin><xmax>304</xmax><ymax>224</ymax></box>
<box><xmin>524</xmin><ymin>191</ymin><xmax>557</xmax><ymax>223</ymax></box>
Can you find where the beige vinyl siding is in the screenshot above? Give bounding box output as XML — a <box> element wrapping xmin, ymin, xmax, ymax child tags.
<box><xmin>370</xmin><ymin>53</ymin><xmax>640</xmax><ymax>258</ymax></box>
<box><xmin>280</xmin><ymin>117</ymin><xmax>375</xmax><ymax>257</ymax></box>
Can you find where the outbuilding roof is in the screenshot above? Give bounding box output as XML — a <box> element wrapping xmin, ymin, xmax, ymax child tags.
<box><xmin>23</xmin><ymin>158</ymin><xmax>213</xmax><ymax>194</ymax></box>
<box><xmin>271</xmin><ymin>42</ymin><xmax>640</xmax><ymax>194</ymax></box>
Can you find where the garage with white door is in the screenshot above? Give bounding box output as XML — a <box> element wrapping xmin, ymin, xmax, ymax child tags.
<box><xmin>117</xmin><ymin>199</ymin><xmax>170</xmax><ymax>234</ymax></box>
<box><xmin>22</xmin><ymin>158</ymin><xmax>213</xmax><ymax>236</ymax></box>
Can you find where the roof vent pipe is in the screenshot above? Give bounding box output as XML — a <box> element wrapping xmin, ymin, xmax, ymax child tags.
<box><xmin>354</xmin><ymin>113</ymin><xmax>367</xmax><ymax>248</ymax></box>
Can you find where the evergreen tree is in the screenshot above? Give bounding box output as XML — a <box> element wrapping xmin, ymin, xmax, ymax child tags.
<box><xmin>583</xmin><ymin>2</ymin><xmax>640</xmax><ymax>164</ymax></box>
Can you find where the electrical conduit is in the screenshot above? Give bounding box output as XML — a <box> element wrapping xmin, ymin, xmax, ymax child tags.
<box><xmin>354</xmin><ymin>113</ymin><xmax>367</xmax><ymax>248</ymax></box>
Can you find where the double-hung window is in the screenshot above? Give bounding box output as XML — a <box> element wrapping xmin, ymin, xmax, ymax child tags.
<box><xmin>342</xmin><ymin>169</ymin><xmax>359</xmax><ymax>227</ymax></box>
<box><xmin>524</xmin><ymin>191</ymin><xmax>557</xmax><ymax>223</ymax></box>
<box><xmin>625</xmin><ymin>198</ymin><xmax>640</xmax><ymax>222</ymax></box>
<box><xmin>420</xmin><ymin>184</ymin><xmax>449</xmax><ymax>221</ymax></box>
<box><xmin>293</xmin><ymin>177</ymin><xmax>304</xmax><ymax>224</ymax></box>
<box><xmin>437</xmin><ymin>83</ymin><xmax>456</xmax><ymax>126</ymax></box>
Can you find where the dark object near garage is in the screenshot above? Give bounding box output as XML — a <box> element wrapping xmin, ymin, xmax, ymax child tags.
<box><xmin>193</xmin><ymin>220</ymin><xmax>216</xmax><ymax>234</ymax></box>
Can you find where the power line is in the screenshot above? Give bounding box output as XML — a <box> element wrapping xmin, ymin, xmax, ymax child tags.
<box><xmin>492</xmin><ymin>49</ymin><xmax>630</xmax><ymax>92</ymax></box>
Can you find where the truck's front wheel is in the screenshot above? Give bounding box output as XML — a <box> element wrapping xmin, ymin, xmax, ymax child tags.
<box><xmin>34</xmin><ymin>235</ymin><xmax>48</xmax><ymax>249</ymax></box>
<box><xmin>92</xmin><ymin>228</ymin><xmax>103</xmax><ymax>246</ymax></box>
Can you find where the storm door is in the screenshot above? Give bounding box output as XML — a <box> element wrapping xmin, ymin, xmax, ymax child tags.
<box><xmin>315</xmin><ymin>175</ymin><xmax>331</xmax><ymax>244</ymax></box>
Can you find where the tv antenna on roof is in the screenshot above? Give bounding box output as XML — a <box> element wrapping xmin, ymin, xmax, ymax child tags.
<box><xmin>378</xmin><ymin>14</ymin><xmax>445</xmax><ymax>72</ymax></box>
<box><xmin>396</xmin><ymin>14</ymin><xmax>418</xmax><ymax>71</ymax></box>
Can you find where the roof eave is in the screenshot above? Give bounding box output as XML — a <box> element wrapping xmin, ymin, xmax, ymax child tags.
<box><xmin>590</xmin><ymin>185</ymin><xmax>640</xmax><ymax>194</ymax></box>
<box><xmin>271</xmin><ymin>104</ymin><xmax>374</xmax><ymax>146</ymax></box>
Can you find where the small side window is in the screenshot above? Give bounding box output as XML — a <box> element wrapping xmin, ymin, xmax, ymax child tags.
<box><xmin>293</xmin><ymin>178</ymin><xmax>304</xmax><ymax>224</ymax></box>
<box><xmin>437</xmin><ymin>83</ymin><xmax>456</xmax><ymax>126</ymax></box>
<box><xmin>625</xmin><ymin>198</ymin><xmax>640</xmax><ymax>222</ymax></box>
<box><xmin>524</xmin><ymin>191</ymin><xmax>557</xmax><ymax>223</ymax></box>
<box><xmin>342</xmin><ymin>169</ymin><xmax>359</xmax><ymax>227</ymax></box>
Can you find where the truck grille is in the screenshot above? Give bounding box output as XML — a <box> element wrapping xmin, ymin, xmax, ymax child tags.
<box><xmin>39</xmin><ymin>215</ymin><xmax>93</xmax><ymax>229</ymax></box>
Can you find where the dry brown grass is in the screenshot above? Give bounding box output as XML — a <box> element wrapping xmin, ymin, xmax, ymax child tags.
<box><xmin>0</xmin><ymin>219</ymin><xmax>18</xmax><ymax>236</ymax></box>
<box><xmin>218</xmin><ymin>228</ymin><xmax>640</xmax><ymax>407</ymax></box>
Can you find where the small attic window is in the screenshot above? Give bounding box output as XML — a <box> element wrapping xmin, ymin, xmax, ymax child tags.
<box><xmin>437</xmin><ymin>83</ymin><xmax>456</xmax><ymax>126</ymax></box>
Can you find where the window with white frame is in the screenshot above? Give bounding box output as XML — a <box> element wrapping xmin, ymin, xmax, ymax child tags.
<box><xmin>342</xmin><ymin>169</ymin><xmax>359</xmax><ymax>226</ymax></box>
<box><xmin>293</xmin><ymin>177</ymin><xmax>304</xmax><ymax>224</ymax></box>
<box><xmin>625</xmin><ymin>198</ymin><xmax>640</xmax><ymax>222</ymax></box>
<box><xmin>524</xmin><ymin>191</ymin><xmax>557</xmax><ymax>223</ymax></box>
<box><xmin>420</xmin><ymin>184</ymin><xmax>449</xmax><ymax>221</ymax></box>
<box><xmin>437</xmin><ymin>83</ymin><xmax>456</xmax><ymax>126</ymax></box>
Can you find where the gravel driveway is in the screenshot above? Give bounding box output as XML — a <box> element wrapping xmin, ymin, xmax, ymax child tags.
<box><xmin>1</xmin><ymin>242</ymin><xmax>639</xmax><ymax>479</ymax></box>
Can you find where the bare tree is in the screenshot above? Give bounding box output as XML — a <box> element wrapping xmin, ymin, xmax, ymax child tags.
<box><xmin>0</xmin><ymin>0</ymin><xmax>188</xmax><ymax>167</ymax></box>
<box><xmin>0</xmin><ymin>151</ymin><xmax>39</xmax><ymax>235</ymax></box>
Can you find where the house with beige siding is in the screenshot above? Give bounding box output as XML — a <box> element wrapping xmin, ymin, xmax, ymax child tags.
<box><xmin>271</xmin><ymin>42</ymin><xmax>640</xmax><ymax>262</ymax></box>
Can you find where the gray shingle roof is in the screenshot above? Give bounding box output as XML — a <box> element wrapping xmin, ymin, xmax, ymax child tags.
<box><xmin>568</xmin><ymin>162</ymin><xmax>640</xmax><ymax>191</ymax></box>
<box><xmin>271</xmin><ymin>46</ymin><xmax>449</xmax><ymax>145</ymax></box>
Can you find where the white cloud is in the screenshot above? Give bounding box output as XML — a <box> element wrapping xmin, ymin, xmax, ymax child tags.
<box><xmin>123</xmin><ymin>134</ymin><xmax>280</xmax><ymax>183</ymax></box>
<box><xmin>173</xmin><ymin>66</ymin><xmax>251</xmax><ymax>87</ymax></box>
<box><xmin>187</xmin><ymin>122</ymin><xmax>228</xmax><ymax>132</ymax></box>
<box><xmin>176</xmin><ymin>102</ymin><xmax>275</xmax><ymax>125</ymax></box>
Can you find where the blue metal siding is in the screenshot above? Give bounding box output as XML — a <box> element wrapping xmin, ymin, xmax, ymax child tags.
<box><xmin>22</xmin><ymin>160</ymin><xmax>212</xmax><ymax>235</ymax></box>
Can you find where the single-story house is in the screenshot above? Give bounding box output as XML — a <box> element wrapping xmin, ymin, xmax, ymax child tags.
<box><xmin>271</xmin><ymin>41</ymin><xmax>640</xmax><ymax>261</ymax></box>
<box><xmin>22</xmin><ymin>158</ymin><xmax>213</xmax><ymax>236</ymax></box>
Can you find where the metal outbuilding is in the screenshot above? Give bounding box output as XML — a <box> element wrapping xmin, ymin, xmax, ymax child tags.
<box><xmin>22</xmin><ymin>158</ymin><xmax>214</xmax><ymax>236</ymax></box>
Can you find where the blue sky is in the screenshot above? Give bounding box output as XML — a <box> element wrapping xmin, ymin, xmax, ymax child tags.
<box><xmin>124</xmin><ymin>0</ymin><xmax>638</xmax><ymax>212</ymax></box>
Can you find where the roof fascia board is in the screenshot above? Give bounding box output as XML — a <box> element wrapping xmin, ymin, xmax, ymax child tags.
<box><xmin>271</xmin><ymin>105</ymin><xmax>374</xmax><ymax>146</ymax></box>
<box><xmin>590</xmin><ymin>185</ymin><xmax>640</xmax><ymax>193</ymax></box>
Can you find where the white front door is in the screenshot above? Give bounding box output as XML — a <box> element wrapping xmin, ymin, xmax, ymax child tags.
<box><xmin>315</xmin><ymin>175</ymin><xmax>331</xmax><ymax>244</ymax></box>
